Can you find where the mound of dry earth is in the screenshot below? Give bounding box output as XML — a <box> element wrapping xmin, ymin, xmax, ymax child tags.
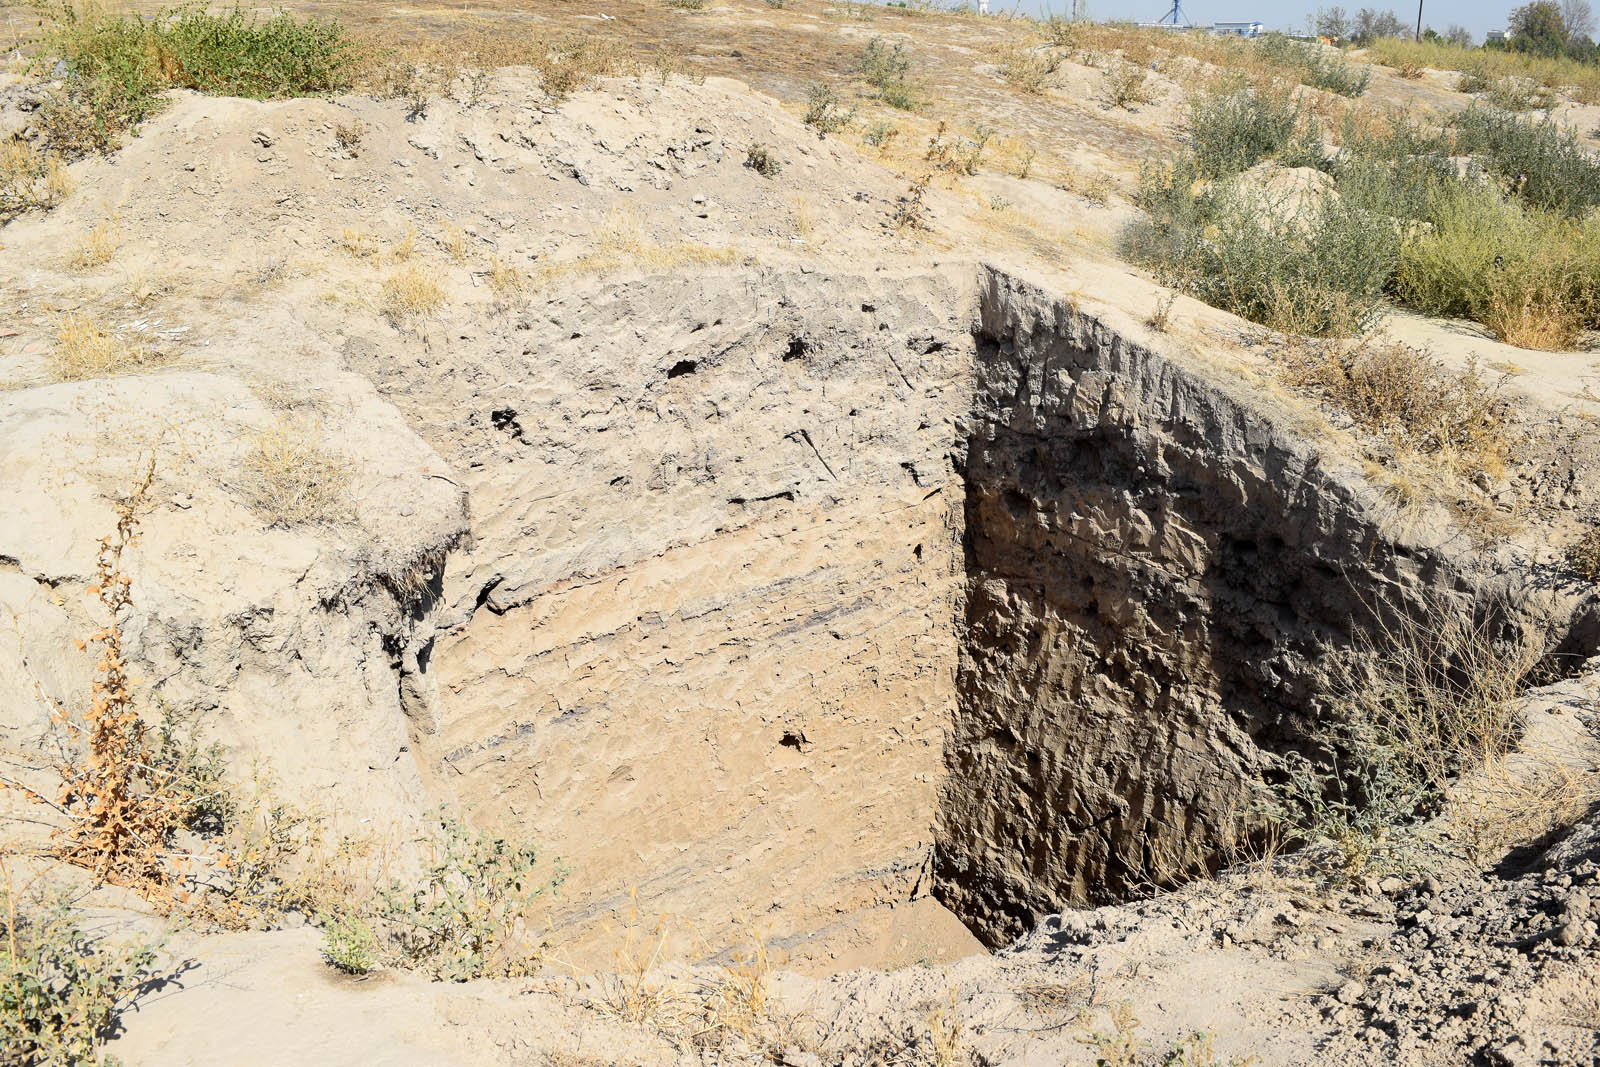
<box><xmin>2</xmin><ymin>62</ymin><xmax>1600</xmax><ymax>1066</ymax></box>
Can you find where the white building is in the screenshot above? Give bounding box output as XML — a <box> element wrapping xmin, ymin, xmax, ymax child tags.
<box><xmin>1211</xmin><ymin>20</ymin><xmax>1265</xmax><ymax>36</ymax></box>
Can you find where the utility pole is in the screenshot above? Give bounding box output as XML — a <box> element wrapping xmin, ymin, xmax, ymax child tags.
<box><xmin>1416</xmin><ymin>0</ymin><xmax>1424</xmax><ymax>38</ymax></box>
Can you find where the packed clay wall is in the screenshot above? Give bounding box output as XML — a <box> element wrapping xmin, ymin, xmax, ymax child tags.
<box><xmin>348</xmin><ymin>268</ymin><xmax>982</xmax><ymax>946</ymax></box>
<box><xmin>933</xmin><ymin>268</ymin><xmax>1508</xmax><ymax>945</ymax></box>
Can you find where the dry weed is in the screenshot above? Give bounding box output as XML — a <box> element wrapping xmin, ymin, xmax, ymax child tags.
<box><xmin>1082</xmin><ymin>1000</ymin><xmax>1143</xmax><ymax>1066</ymax></box>
<box><xmin>488</xmin><ymin>256</ymin><xmax>524</xmax><ymax>306</ymax></box>
<box><xmin>0</xmin><ymin>458</ymin><xmax>183</xmax><ymax>891</ymax></box>
<box><xmin>537</xmin><ymin>209</ymin><xmax>738</xmax><ymax>282</ymax></box>
<box><xmin>49</xmin><ymin>313</ymin><xmax>162</xmax><ymax>382</ymax></box>
<box><xmin>997</xmin><ymin>42</ymin><xmax>1056</xmax><ymax>94</ymax></box>
<box><xmin>390</xmin><ymin>222</ymin><xmax>418</xmax><ymax>262</ymax></box>
<box><xmin>1263</xmin><ymin>591</ymin><xmax>1548</xmax><ymax>881</ymax></box>
<box><xmin>339</xmin><ymin>228</ymin><xmax>378</xmax><ymax>259</ymax></box>
<box><xmin>1451</xmin><ymin>752</ymin><xmax>1600</xmax><ymax>865</ymax></box>
<box><xmin>1279</xmin><ymin>338</ymin><xmax>1513</xmax><ymax>486</ymax></box>
<box><xmin>1569</xmin><ymin>525</ymin><xmax>1600</xmax><ymax>582</ymax></box>
<box><xmin>1481</xmin><ymin>277</ymin><xmax>1587</xmax><ymax>352</ymax></box>
<box><xmin>440</xmin><ymin>222</ymin><xmax>469</xmax><ymax>261</ymax></box>
<box><xmin>380</xmin><ymin>265</ymin><xmax>446</xmax><ymax>325</ymax></box>
<box><xmin>1060</xmin><ymin>165</ymin><xmax>1114</xmax><ymax>206</ymax></box>
<box><xmin>592</xmin><ymin>892</ymin><xmax>697</xmax><ymax>1034</ymax></box>
<box><xmin>69</xmin><ymin>219</ymin><xmax>116</xmax><ymax>271</ymax></box>
<box><xmin>1</xmin><ymin>141</ymin><xmax>74</xmax><ymax>219</ymax></box>
<box><xmin>1104</xmin><ymin>61</ymin><xmax>1158</xmax><ymax>109</ymax></box>
<box><xmin>332</xmin><ymin>120</ymin><xmax>362</xmax><ymax>154</ymax></box>
<box><xmin>926</xmin><ymin>988</ymin><xmax>970</xmax><ymax>1067</ymax></box>
<box><xmin>1145</xmin><ymin>291</ymin><xmax>1176</xmax><ymax>332</ymax></box>
<box><xmin>532</xmin><ymin>34</ymin><xmax>634</xmax><ymax>102</ymax></box>
<box><xmin>237</xmin><ymin>419</ymin><xmax>355</xmax><ymax>527</ymax></box>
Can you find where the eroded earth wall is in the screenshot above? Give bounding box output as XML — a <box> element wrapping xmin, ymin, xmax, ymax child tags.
<box><xmin>934</xmin><ymin>268</ymin><xmax>1484</xmax><ymax>945</ymax></box>
<box><xmin>347</xmin><ymin>268</ymin><xmax>981</xmax><ymax>945</ymax></box>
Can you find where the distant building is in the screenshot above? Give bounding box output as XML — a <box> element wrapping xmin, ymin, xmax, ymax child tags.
<box><xmin>1211</xmin><ymin>20</ymin><xmax>1265</xmax><ymax>36</ymax></box>
<box><xmin>1486</xmin><ymin>28</ymin><xmax>1509</xmax><ymax>43</ymax></box>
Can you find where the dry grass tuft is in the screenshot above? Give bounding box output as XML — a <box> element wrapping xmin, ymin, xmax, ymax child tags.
<box><xmin>593</xmin><ymin>895</ymin><xmax>696</xmax><ymax>1034</ymax></box>
<box><xmin>537</xmin><ymin>209</ymin><xmax>739</xmax><ymax>282</ymax></box>
<box><xmin>1279</xmin><ymin>338</ymin><xmax>1513</xmax><ymax>487</ymax></box>
<box><xmin>1451</xmin><ymin>750</ymin><xmax>1600</xmax><ymax>865</ymax></box>
<box><xmin>996</xmin><ymin>42</ymin><xmax>1056</xmax><ymax>94</ymax></box>
<box><xmin>390</xmin><ymin>222</ymin><xmax>418</xmax><ymax>263</ymax></box>
<box><xmin>339</xmin><ymin>228</ymin><xmax>378</xmax><ymax>259</ymax></box>
<box><xmin>926</xmin><ymin>988</ymin><xmax>970</xmax><ymax>1067</ymax></box>
<box><xmin>380</xmin><ymin>265</ymin><xmax>446</xmax><ymax>325</ymax></box>
<box><xmin>69</xmin><ymin>219</ymin><xmax>117</xmax><ymax>271</ymax></box>
<box><xmin>237</xmin><ymin>420</ymin><xmax>354</xmax><ymax>527</ymax></box>
<box><xmin>1481</xmin><ymin>277</ymin><xmax>1588</xmax><ymax>352</ymax></box>
<box><xmin>531</xmin><ymin>34</ymin><xmax>635</xmax><ymax>102</ymax></box>
<box><xmin>49</xmin><ymin>313</ymin><xmax>162</xmax><ymax>381</ymax></box>
<box><xmin>488</xmin><ymin>256</ymin><xmax>524</xmax><ymax>306</ymax></box>
<box><xmin>1</xmin><ymin>141</ymin><xmax>74</xmax><ymax>220</ymax></box>
<box><xmin>440</xmin><ymin>222</ymin><xmax>469</xmax><ymax>261</ymax></box>
<box><xmin>1570</xmin><ymin>525</ymin><xmax>1600</xmax><ymax>583</ymax></box>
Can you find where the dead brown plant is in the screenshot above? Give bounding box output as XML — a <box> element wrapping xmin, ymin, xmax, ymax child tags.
<box><xmin>236</xmin><ymin>419</ymin><xmax>355</xmax><ymax>528</ymax></box>
<box><xmin>49</xmin><ymin>313</ymin><xmax>164</xmax><ymax>382</ymax></box>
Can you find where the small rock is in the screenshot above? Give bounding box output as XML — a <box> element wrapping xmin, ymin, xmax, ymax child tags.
<box><xmin>1336</xmin><ymin>979</ymin><xmax>1366</xmax><ymax>1005</ymax></box>
<box><xmin>254</xmin><ymin>127</ymin><xmax>276</xmax><ymax>148</ymax></box>
<box><xmin>1554</xmin><ymin>920</ymin><xmax>1588</xmax><ymax>947</ymax></box>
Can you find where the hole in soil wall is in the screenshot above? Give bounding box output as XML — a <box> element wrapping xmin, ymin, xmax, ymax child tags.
<box><xmin>412</xmin><ymin>267</ymin><xmax>1597</xmax><ymax>964</ymax></box>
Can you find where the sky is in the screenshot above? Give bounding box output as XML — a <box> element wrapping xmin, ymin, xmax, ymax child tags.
<box><xmin>1017</xmin><ymin>0</ymin><xmax>1515</xmax><ymax>40</ymax></box>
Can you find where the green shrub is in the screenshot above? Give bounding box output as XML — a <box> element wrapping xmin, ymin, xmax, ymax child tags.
<box><xmin>803</xmin><ymin>82</ymin><xmax>855</xmax><ymax>134</ymax></box>
<box><xmin>860</xmin><ymin>36</ymin><xmax>912</xmax><ymax>85</ymax></box>
<box><xmin>860</xmin><ymin>36</ymin><xmax>920</xmax><ymax>110</ymax></box>
<box><xmin>1258</xmin><ymin>598</ymin><xmax>1542</xmax><ymax>880</ymax></box>
<box><xmin>1</xmin><ymin>895</ymin><xmax>160</xmax><ymax>1065</ymax></box>
<box><xmin>33</xmin><ymin>2</ymin><xmax>361</xmax><ymax>156</ymax></box>
<box><xmin>745</xmin><ymin>143</ymin><xmax>780</xmax><ymax>177</ymax></box>
<box><xmin>1484</xmin><ymin>75</ymin><xmax>1557</xmax><ymax>112</ymax></box>
<box><xmin>1132</xmin><ymin>160</ymin><xmax>1398</xmax><ymax>336</ymax></box>
<box><xmin>320</xmin><ymin>909</ymin><xmax>380</xmax><ymax>975</ymax></box>
<box><xmin>1257</xmin><ymin>34</ymin><xmax>1371</xmax><ymax>97</ymax></box>
<box><xmin>1451</xmin><ymin>106</ymin><xmax>1600</xmax><ymax>217</ymax></box>
<box><xmin>1185</xmin><ymin>79</ymin><xmax>1303</xmax><ymax>178</ymax></box>
<box><xmin>377</xmin><ymin>815</ymin><xmax>562</xmax><ymax>981</ymax></box>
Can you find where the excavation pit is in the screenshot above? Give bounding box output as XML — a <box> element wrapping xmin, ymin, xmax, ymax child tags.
<box><xmin>334</xmin><ymin>265</ymin><xmax>1595</xmax><ymax>965</ymax></box>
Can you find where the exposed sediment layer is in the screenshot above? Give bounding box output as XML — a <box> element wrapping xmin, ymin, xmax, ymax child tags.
<box><xmin>5</xmin><ymin>262</ymin><xmax>1591</xmax><ymax>960</ymax></box>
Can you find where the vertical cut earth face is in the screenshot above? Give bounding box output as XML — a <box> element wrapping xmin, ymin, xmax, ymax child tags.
<box><xmin>358</xmin><ymin>265</ymin><xmax>1561</xmax><ymax>955</ymax></box>
<box><xmin>934</xmin><ymin>271</ymin><xmax>1464</xmax><ymax>945</ymax></box>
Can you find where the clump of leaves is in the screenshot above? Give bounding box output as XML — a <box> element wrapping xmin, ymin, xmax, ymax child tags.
<box><xmin>376</xmin><ymin>814</ymin><xmax>563</xmax><ymax>981</ymax></box>
<box><xmin>320</xmin><ymin>908</ymin><xmax>379</xmax><ymax>975</ymax></box>
<box><xmin>803</xmin><ymin>82</ymin><xmax>854</xmax><ymax>134</ymax></box>
<box><xmin>1</xmin><ymin>887</ymin><xmax>162</xmax><ymax>1066</ymax></box>
<box><xmin>1570</xmin><ymin>525</ymin><xmax>1600</xmax><ymax>583</ymax></box>
<box><xmin>860</xmin><ymin>36</ymin><xmax>920</xmax><ymax>110</ymax></box>
<box><xmin>745</xmin><ymin>143</ymin><xmax>780</xmax><ymax>178</ymax></box>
